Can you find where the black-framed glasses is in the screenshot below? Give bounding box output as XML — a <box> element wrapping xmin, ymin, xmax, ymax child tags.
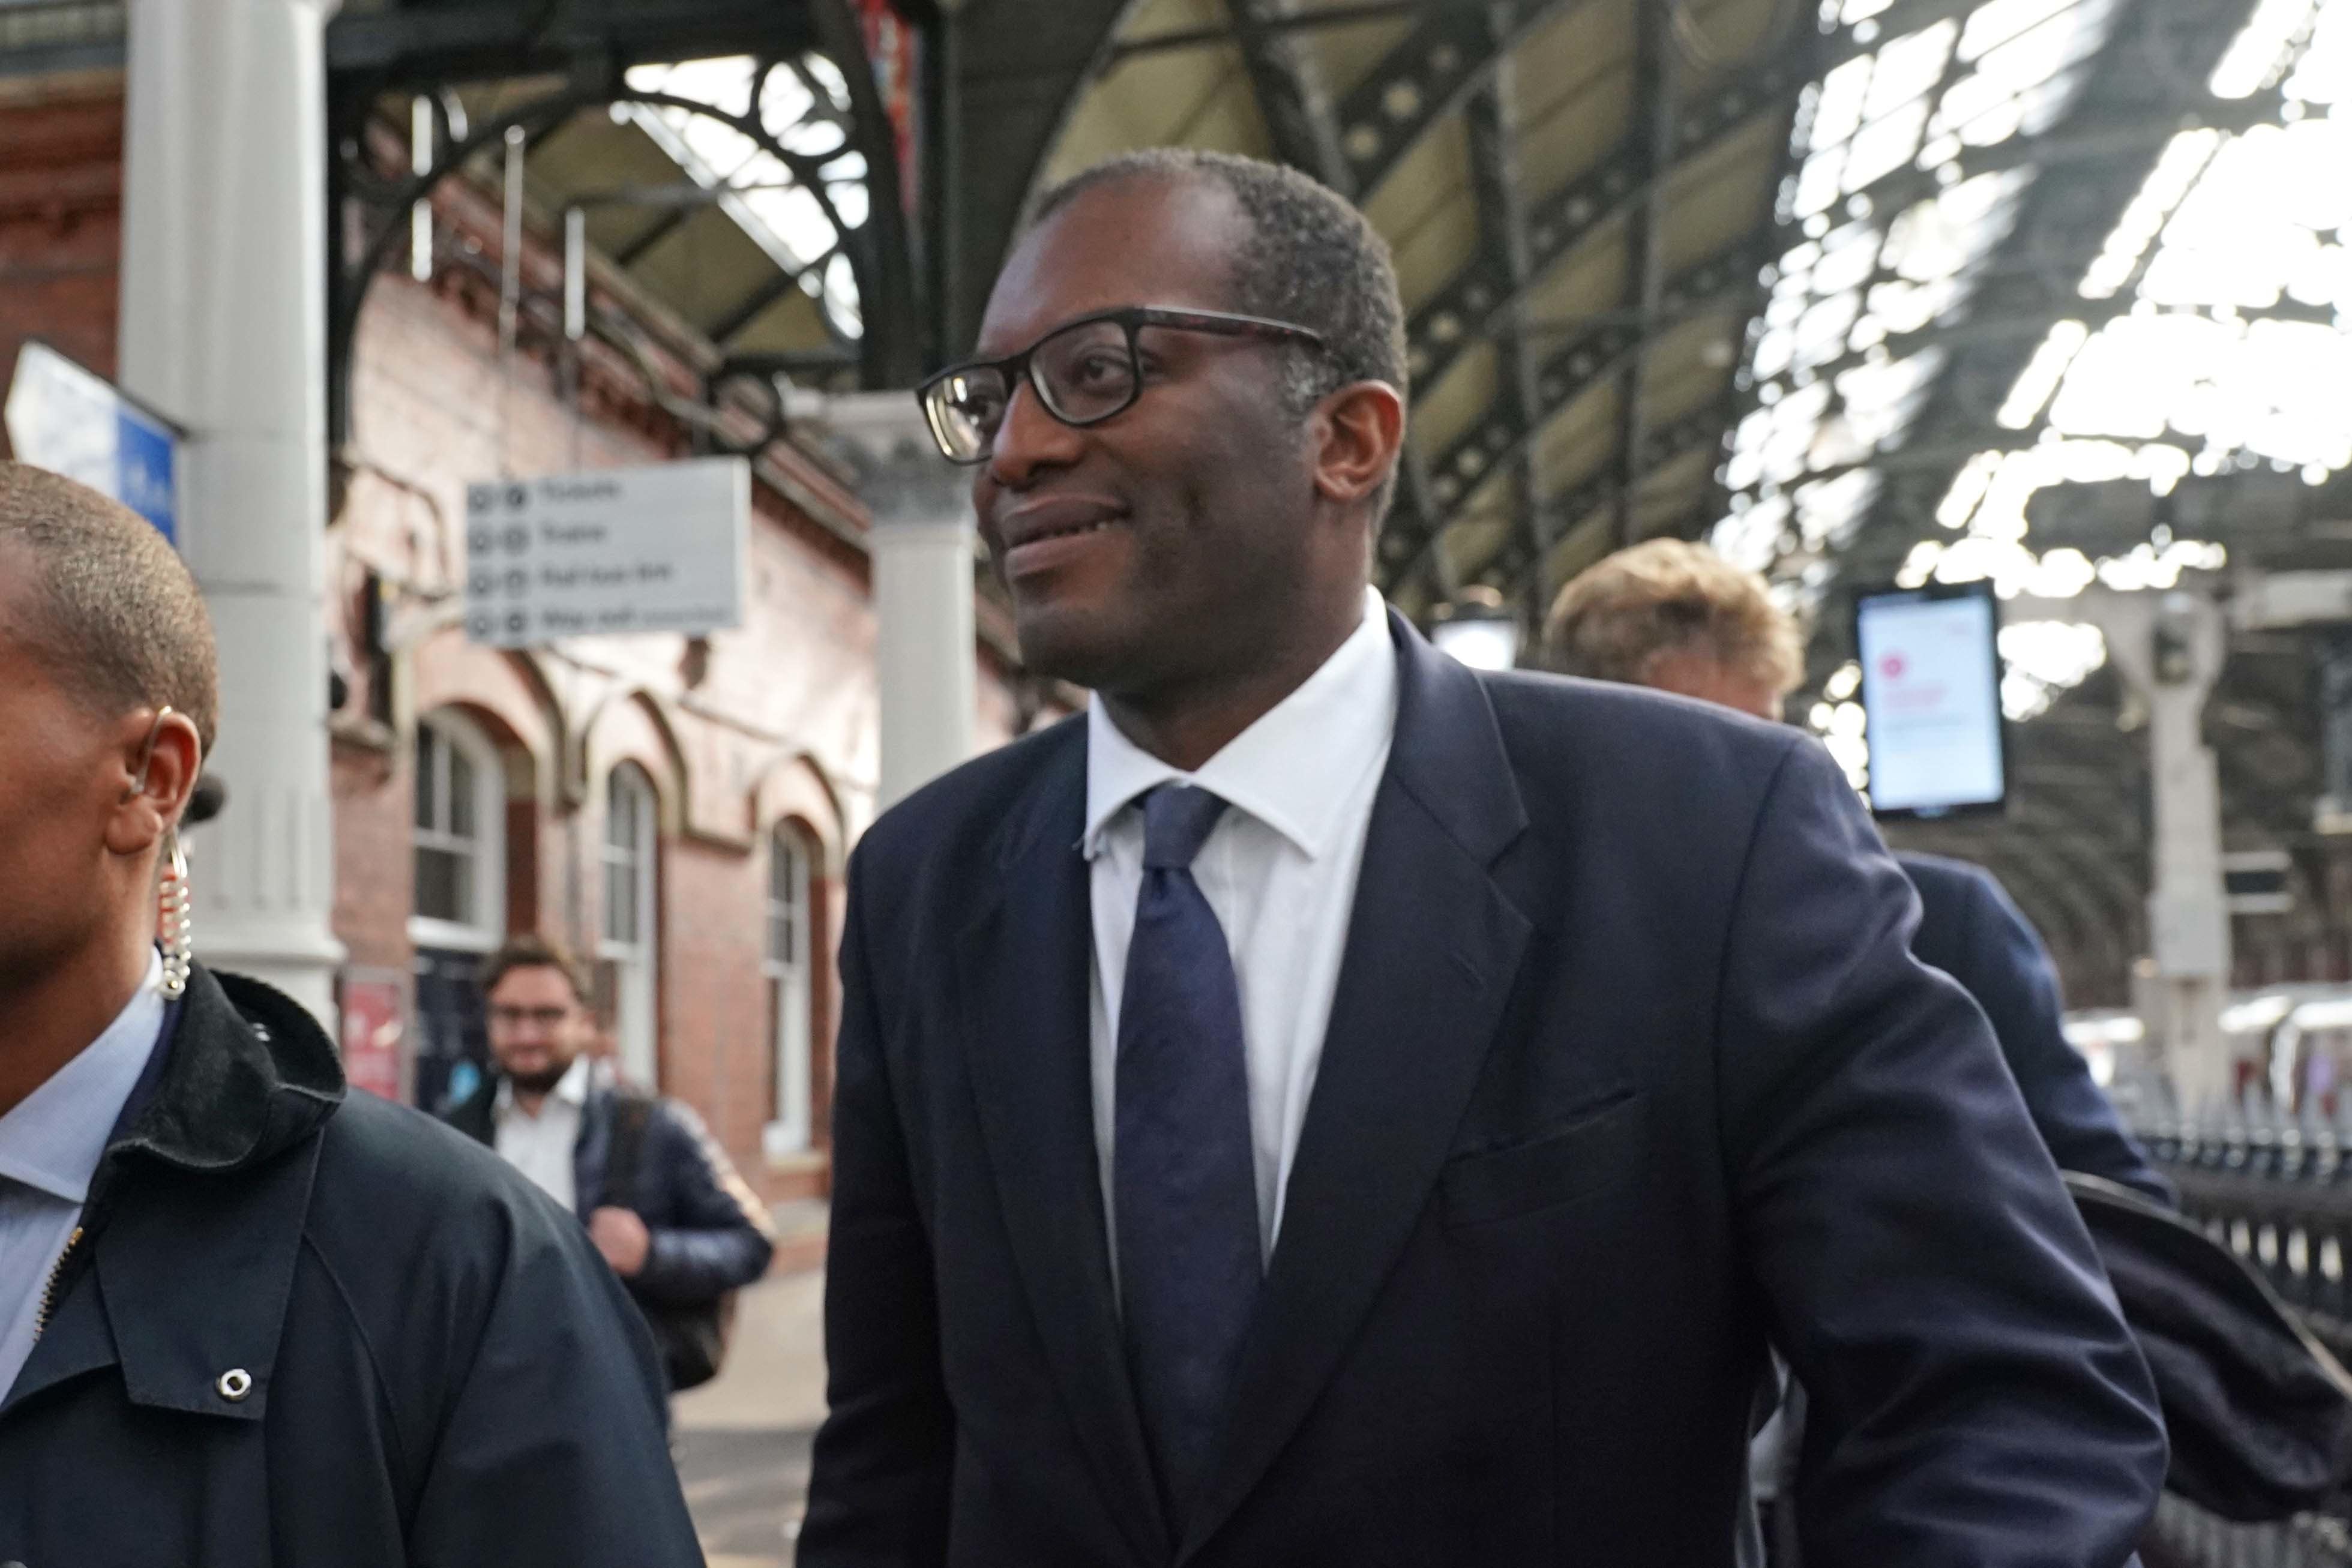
<box><xmin>915</xmin><ymin>306</ymin><xmax>1326</xmax><ymax>464</ymax></box>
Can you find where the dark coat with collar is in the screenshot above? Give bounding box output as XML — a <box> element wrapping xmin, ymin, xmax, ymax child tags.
<box><xmin>0</xmin><ymin>966</ymin><xmax>704</xmax><ymax>1568</ymax></box>
<box><xmin>801</xmin><ymin>612</ymin><xmax>2167</xmax><ymax>1568</ymax></box>
<box><xmin>1898</xmin><ymin>850</ymin><xmax>2173</xmax><ymax>1204</ymax></box>
<box><xmin>444</xmin><ymin>1074</ymin><xmax>775</xmax><ymax>1311</ymax></box>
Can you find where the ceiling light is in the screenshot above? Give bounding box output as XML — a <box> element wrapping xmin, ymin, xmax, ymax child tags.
<box><xmin>1430</xmin><ymin>588</ymin><xmax>1522</xmax><ymax>671</ymax></box>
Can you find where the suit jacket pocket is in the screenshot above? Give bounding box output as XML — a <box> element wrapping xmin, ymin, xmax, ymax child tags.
<box><xmin>1440</xmin><ymin>1092</ymin><xmax>1646</xmax><ymax>1228</ymax></box>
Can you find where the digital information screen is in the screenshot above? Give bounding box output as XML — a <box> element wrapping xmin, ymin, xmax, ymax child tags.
<box><xmin>1854</xmin><ymin>583</ymin><xmax>2007</xmax><ymax>819</ymax></box>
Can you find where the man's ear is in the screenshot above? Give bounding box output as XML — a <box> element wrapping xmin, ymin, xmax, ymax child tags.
<box><xmin>106</xmin><ymin>707</ymin><xmax>202</xmax><ymax>858</ymax></box>
<box><xmin>1310</xmin><ymin>380</ymin><xmax>1406</xmax><ymax>510</ymax></box>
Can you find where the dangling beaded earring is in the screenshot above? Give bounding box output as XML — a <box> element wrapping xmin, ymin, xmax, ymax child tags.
<box><xmin>130</xmin><ymin>704</ymin><xmax>194</xmax><ymax>999</ymax></box>
<box><xmin>158</xmin><ymin>826</ymin><xmax>193</xmax><ymax>999</ymax></box>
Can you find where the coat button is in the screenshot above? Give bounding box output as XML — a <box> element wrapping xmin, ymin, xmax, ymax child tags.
<box><xmin>216</xmin><ymin>1368</ymin><xmax>254</xmax><ymax>1402</ymax></box>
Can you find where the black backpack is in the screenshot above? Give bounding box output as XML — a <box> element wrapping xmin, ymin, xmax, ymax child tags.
<box><xmin>603</xmin><ymin>1092</ymin><xmax>738</xmax><ymax>1392</ymax></box>
<box><xmin>2068</xmin><ymin>1171</ymin><xmax>2352</xmax><ymax>1520</ymax></box>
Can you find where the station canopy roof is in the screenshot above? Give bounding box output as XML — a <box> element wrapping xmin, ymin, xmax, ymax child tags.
<box><xmin>215</xmin><ymin>0</ymin><xmax>2352</xmax><ymax>990</ymax></box>
<box><xmin>5</xmin><ymin>0</ymin><xmax>2350</xmax><ymax>991</ymax></box>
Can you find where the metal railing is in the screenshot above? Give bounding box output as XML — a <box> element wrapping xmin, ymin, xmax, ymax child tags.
<box><xmin>2144</xmin><ymin>1498</ymin><xmax>2352</xmax><ymax>1567</ymax></box>
<box><xmin>2131</xmin><ymin>1108</ymin><xmax>2352</xmax><ymax>1566</ymax></box>
<box><xmin>2137</xmin><ymin>1110</ymin><xmax>2352</xmax><ymax>1350</ymax></box>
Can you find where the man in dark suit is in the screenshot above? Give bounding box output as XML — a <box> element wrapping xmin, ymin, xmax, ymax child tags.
<box><xmin>1904</xmin><ymin>852</ymin><xmax>2172</xmax><ymax>1200</ymax></box>
<box><xmin>801</xmin><ymin>149</ymin><xmax>2165</xmax><ymax>1567</ymax></box>
<box><xmin>1545</xmin><ymin>537</ymin><xmax>2170</xmax><ymax>1204</ymax></box>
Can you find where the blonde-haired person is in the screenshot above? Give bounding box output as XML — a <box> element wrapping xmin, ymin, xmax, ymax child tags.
<box><xmin>1546</xmin><ymin>536</ymin><xmax>2167</xmax><ymax>1198</ymax></box>
<box><xmin>1542</xmin><ymin>536</ymin><xmax>1803</xmax><ymax>716</ymax></box>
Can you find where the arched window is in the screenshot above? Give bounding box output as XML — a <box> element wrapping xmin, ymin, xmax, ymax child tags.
<box><xmin>600</xmin><ymin>763</ymin><xmax>661</xmax><ymax>1087</ymax></box>
<box><xmin>764</xmin><ymin>824</ymin><xmax>816</xmax><ymax>1156</ymax></box>
<box><xmin>411</xmin><ymin>710</ymin><xmax>505</xmax><ymax>950</ymax></box>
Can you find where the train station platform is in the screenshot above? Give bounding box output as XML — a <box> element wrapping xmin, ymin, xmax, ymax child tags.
<box><xmin>675</xmin><ymin>1264</ymin><xmax>829</xmax><ymax>1567</ymax></box>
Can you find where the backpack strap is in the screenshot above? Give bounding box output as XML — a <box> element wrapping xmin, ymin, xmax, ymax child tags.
<box><xmin>602</xmin><ymin>1091</ymin><xmax>657</xmax><ymax>1211</ymax></box>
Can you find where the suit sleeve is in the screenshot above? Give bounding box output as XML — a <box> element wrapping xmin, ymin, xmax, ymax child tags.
<box><xmin>798</xmin><ymin>844</ymin><xmax>955</xmax><ymax>1568</ymax></box>
<box><xmin>407</xmin><ymin>1189</ymin><xmax>705</xmax><ymax>1567</ymax></box>
<box><xmin>632</xmin><ymin>1101</ymin><xmax>778</xmax><ymax>1303</ymax></box>
<box><xmin>1718</xmin><ymin>739</ymin><xmax>2166</xmax><ymax>1568</ymax></box>
<box><xmin>1949</xmin><ymin>868</ymin><xmax>2176</xmax><ymax>1206</ymax></box>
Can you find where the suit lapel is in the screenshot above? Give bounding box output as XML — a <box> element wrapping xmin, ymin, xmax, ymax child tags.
<box><xmin>1181</xmin><ymin>617</ymin><xmax>1535</xmax><ymax>1561</ymax></box>
<box><xmin>955</xmin><ymin>744</ymin><xmax>1171</xmax><ymax>1563</ymax></box>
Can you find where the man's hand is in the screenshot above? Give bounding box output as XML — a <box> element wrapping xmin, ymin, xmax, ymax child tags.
<box><xmin>589</xmin><ymin>1206</ymin><xmax>652</xmax><ymax>1277</ymax></box>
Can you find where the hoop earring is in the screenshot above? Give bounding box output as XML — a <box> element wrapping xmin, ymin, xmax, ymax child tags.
<box><xmin>158</xmin><ymin>828</ymin><xmax>193</xmax><ymax>999</ymax></box>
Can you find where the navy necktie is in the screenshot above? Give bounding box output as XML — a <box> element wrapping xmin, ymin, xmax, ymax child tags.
<box><xmin>1116</xmin><ymin>784</ymin><xmax>1262</xmax><ymax>1522</ymax></box>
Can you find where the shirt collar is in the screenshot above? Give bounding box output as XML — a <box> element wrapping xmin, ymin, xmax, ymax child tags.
<box><xmin>495</xmin><ymin>1053</ymin><xmax>592</xmax><ymax>1120</ymax></box>
<box><xmin>0</xmin><ymin>950</ymin><xmax>167</xmax><ymax>1204</ymax></box>
<box><xmin>1084</xmin><ymin>587</ymin><xmax>1397</xmax><ymax>861</ymax></box>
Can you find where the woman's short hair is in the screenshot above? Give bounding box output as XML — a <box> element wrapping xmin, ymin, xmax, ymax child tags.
<box><xmin>1542</xmin><ymin>538</ymin><xmax>1805</xmax><ymax>697</ymax></box>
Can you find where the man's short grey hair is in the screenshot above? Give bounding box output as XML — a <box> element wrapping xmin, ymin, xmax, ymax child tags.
<box><xmin>0</xmin><ymin>461</ymin><xmax>220</xmax><ymax>755</ymax></box>
<box><xmin>1029</xmin><ymin>149</ymin><xmax>1409</xmax><ymax>507</ymax></box>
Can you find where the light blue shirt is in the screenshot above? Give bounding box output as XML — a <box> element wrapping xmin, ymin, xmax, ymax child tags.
<box><xmin>0</xmin><ymin>952</ymin><xmax>166</xmax><ymax>1399</ymax></box>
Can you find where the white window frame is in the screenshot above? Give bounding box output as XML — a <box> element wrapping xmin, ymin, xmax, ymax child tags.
<box><xmin>408</xmin><ymin>709</ymin><xmax>506</xmax><ymax>954</ymax></box>
<box><xmin>600</xmin><ymin>763</ymin><xmax>661</xmax><ymax>1088</ymax></box>
<box><xmin>763</xmin><ymin>824</ymin><xmax>816</xmax><ymax>1158</ymax></box>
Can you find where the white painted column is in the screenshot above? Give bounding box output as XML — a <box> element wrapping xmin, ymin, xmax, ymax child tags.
<box><xmin>820</xmin><ymin>392</ymin><xmax>978</xmax><ymax>810</ymax></box>
<box><xmin>118</xmin><ymin>0</ymin><xmax>346</xmax><ymax>1023</ymax></box>
<box><xmin>873</xmin><ymin>514</ymin><xmax>979</xmax><ymax>808</ymax></box>
<box><xmin>2094</xmin><ymin>590</ymin><xmax>2233</xmax><ymax>1110</ymax></box>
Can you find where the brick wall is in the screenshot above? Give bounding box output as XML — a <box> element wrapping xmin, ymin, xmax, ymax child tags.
<box><xmin>3</xmin><ymin>78</ymin><xmax>1029</xmax><ymax>1207</ymax></box>
<box><xmin>0</xmin><ymin>77</ymin><xmax>121</xmax><ymax>385</ymax></box>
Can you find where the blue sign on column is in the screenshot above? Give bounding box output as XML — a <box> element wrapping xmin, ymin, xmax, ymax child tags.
<box><xmin>113</xmin><ymin>399</ymin><xmax>180</xmax><ymax>544</ymax></box>
<box><xmin>4</xmin><ymin>340</ymin><xmax>184</xmax><ymax>547</ymax></box>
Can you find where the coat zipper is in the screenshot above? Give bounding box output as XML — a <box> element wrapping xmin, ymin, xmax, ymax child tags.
<box><xmin>33</xmin><ymin>1225</ymin><xmax>83</xmax><ymax>1341</ymax></box>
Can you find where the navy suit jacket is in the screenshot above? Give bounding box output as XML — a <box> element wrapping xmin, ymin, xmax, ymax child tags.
<box><xmin>1899</xmin><ymin>852</ymin><xmax>2173</xmax><ymax>1205</ymax></box>
<box><xmin>802</xmin><ymin>613</ymin><xmax>2165</xmax><ymax>1568</ymax></box>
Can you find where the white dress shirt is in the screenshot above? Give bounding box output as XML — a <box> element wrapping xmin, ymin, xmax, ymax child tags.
<box><xmin>494</xmin><ymin>1056</ymin><xmax>591</xmax><ymax>1213</ymax></box>
<box><xmin>0</xmin><ymin>951</ymin><xmax>167</xmax><ymax>1399</ymax></box>
<box><xmin>1087</xmin><ymin>587</ymin><xmax>1398</xmax><ymax>1261</ymax></box>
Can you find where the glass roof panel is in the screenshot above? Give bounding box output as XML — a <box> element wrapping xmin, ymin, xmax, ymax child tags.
<box><xmin>1716</xmin><ymin>0</ymin><xmax>2352</xmax><ymax>757</ymax></box>
<box><xmin>622</xmin><ymin>56</ymin><xmax>866</xmax><ymax>340</ymax></box>
<box><xmin>1715</xmin><ymin>0</ymin><xmax>2124</xmax><ymax>568</ymax></box>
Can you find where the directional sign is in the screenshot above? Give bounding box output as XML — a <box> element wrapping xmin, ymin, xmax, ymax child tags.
<box><xmin>4</xmin><ymin>340</ymin><xmax>183</xmax><ymax>545</ymax></box>
<box><xmin>463</xmin><ymin>458</ymin><xmax>750</xmax><ymax>648</ymax></box>
<box><xmin>2224</xmin><ymin>850</ymin><xmax>2294</xmax><ymax>916</ymax></box>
